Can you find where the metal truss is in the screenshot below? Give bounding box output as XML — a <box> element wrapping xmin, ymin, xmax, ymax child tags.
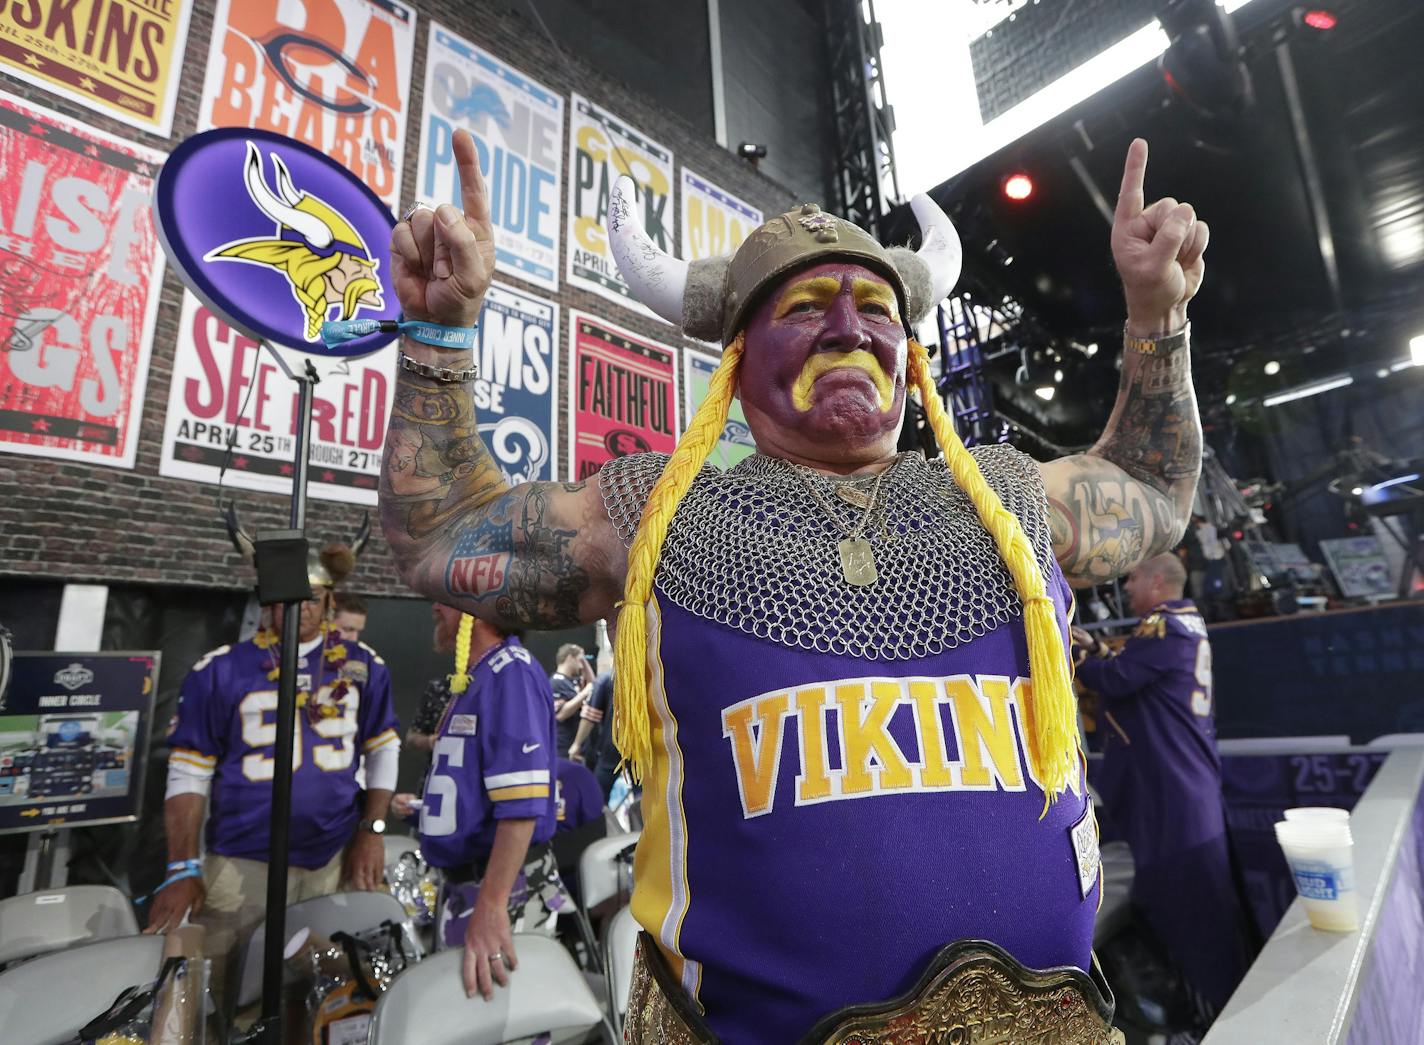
<box><xmin>824</xmin><ymin>0</ymin><xmax>899</xmax><ymax>236</ymax></box>
<box><xmin>935</xmin><ymin>292</ymin><xmax>1023</xmax><ymax>446</ymax></box>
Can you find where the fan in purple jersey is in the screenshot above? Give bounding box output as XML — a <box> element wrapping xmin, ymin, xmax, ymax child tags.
<box><xmin>1074</xmin><ymin>554</ymin><xmax>1254</xmax><ymax>1029</ymax></box>
<box><xmin>378</xmin><ymin>129</ymin><xmax>1207</xmax><ymax>1041</ymax></box>
<box><xmin>144</xmin><ymin>539</ymin><xmax>400</xmax><ymax>1019</ymax></box>
<box><xmin>417</xmin><ymin>614</ymin><xmax>565</xmax><ymax>999</ymax></box>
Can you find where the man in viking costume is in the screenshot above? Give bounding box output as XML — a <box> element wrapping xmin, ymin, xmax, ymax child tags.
<box><xmin>379</xmin><ymin>130</ymin><xmax>1205</xmax><ymax>1041</ymax></box>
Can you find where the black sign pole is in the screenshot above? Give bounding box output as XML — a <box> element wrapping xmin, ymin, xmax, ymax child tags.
<box><xmin>258</xmin><ymin>356</ymin><xmax>318</xmax><ymax>1045</ymax></box>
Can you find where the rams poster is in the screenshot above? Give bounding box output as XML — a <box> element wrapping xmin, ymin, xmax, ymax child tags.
<box><xmin>568</xmin><ymin>312</ymin><xmax>678</xmax><ymax>481</ymax></box>
<box><xmin>470</xmin><ymin>282</ymin><xmax>560</xmax><ymax>484</ymax></box>
<box><xmin>0</xmin><ymin>0</ymin><xmax>192</xmax><ymax>135</ymax></box>
<box><xmin>0</xmin><ymin>95</ymin><xmax>165</xmax><ymax>470</ymax></box>
<box><xmin>566</xmin><ymin>93</ymin><xmax>675</xmax><ymax>317</ymax></box>
<box><xmin>418</xmin><ymin>23</ymin><xmax>563</xmax><ymax>292</ymax></box>
<box><xmin>198</xmin><ymin>0</ymin><xmax>416</xmax><ymax>208</ymax></box>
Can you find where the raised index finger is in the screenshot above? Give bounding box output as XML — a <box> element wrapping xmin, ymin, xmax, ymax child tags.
<box><xmin>1115</xmin><ymin>138</ymin><xmax>1148</xmax><ymax>222</ymax></box>
<box><xmin>452</xmin><ymin>128</ymin><xmax>493</xmax><ymax>240</ymax></box>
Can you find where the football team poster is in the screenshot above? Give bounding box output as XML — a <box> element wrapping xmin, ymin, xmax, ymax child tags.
<box><xmin>566</xmin><ymin>93</ymin><xmax>675</xmax><ymax>316</ymax></box>
<box><xmin>679</xmin><ymin>168</ymin><xmax>763</xmax><ymax>264</ymax></box>
<box><xmin>418</xmin><ymin>24</ymin><xmax>564</xmax><ymax>292</ymax></box>
<box><xmin>158</xmin><ymin>296</ymin><xmax>395</xmax><ymax>505</ymax></box>
<box><xmin>568</xmin><ymin>312</ymin><xmax>678</xmax><ymax>481</ymax></box>
<box><xmin>683</xmin><ymin>349</ymin><xmax>755</xmax><ymax>469</ymax></box>
<box><xmin>199</xmin><ymin>0</ymin><xmax>417</xmax><ymax>208</ymax></box>
<box><xmin>0</xmin><ymin>95</ymin><xmax>166</xmax><ymax>470</ymax></box>
<box><xmin>0</xmin><ymin>0</ymin><xmax>192</xmax><ymax>135</ymax></box>
<box><xmin>468</xmin><ymin>282</ymin><xmax>560</xmax><ymax>484</ymax></box>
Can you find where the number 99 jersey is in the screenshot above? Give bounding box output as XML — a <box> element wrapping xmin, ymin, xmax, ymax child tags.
<box><xmin>169</xmin><ymin>635</ymin><xmax>399</xmax><ymax>869</ymax></box>
<box><xmin>418</xmin><ymin>637</ymin><xmax>557</xmax><ymax>871</ymax></box>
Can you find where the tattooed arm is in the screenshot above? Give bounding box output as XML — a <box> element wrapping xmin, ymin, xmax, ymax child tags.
<box><xmin>1040</xmin><ymin>139</ymin><xmax>1207</xmax><ymax>586</ymax></box>
<box><xmin>379</xmin><ymin>130</ymin><xmax>623</xmax><ymax>628</ymax></box>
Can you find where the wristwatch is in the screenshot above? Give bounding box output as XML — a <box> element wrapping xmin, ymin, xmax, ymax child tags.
<box><xmin>357</xmin><ymin>818</ymin><xmax>387</xmax><ymax>835</ymax></box>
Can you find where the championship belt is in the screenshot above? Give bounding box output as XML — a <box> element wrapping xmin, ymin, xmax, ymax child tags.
<box><xmin>625</xmin><ymin>934</ymin><xmax>1124</xmax><ymax>1045</ymax></box>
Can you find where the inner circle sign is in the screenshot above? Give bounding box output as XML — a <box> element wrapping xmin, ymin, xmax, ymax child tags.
<box><xmin>154</xmin><ymin>128</ymin><xmax>398</xmax><ymax>356</ymax></box>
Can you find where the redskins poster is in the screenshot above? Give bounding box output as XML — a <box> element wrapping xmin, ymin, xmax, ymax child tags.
<box><xmin>418</xmin><ymin>23</ymin><xmax>564</xmax><ymax>292</ymax></box>
<box><xmin>158</xmin><ymin>294</ymin><xmax>395</xmax><ymax>505</ymax></box>
<box><xmin>0</xmin><ymin>95</ymin><xmax>165</xmax><ymax>470</ymax></box>
<box><xmin>566</xmin><ymin>94</ymin><xmax>674</xmax><ymax>317</ymax></box>
<box><xmin>568</xmin><ymin>312</ymin><xmax>678</xmax><ymax>481</ymax></box>
<box><xmin>0</xmin><ymin>0</ymin><xmax>192</xmax><ymax>135</ymax></box>
<box><xmin>198</xmin><ymin>0</ymin><xmax>416</xmax><ymax>209</ymax></box>
<box><xmin>680</xmin><ymin>168</ymin><xmax>762</xmax><ymax>263</ymax></box>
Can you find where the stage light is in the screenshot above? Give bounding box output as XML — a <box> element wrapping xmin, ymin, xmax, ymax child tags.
<box><xmin>1350</xmin><ymin>486</ymin><xmax>1364</xmax><ymax>496</ymax></box>
<box><xmin>1263</xmin><ymin>360</ymin><xmax>1281</xmax><ymax>375</ymax></box>
<box><xmin>1411</xmin><ymin>334</ymin><xmax>1424</xmax><ymax>365</ymax></box>
<box><xmin>1035</xmin><ymin>385</ymin><xmax>1055</xmax><ymax>401</ymax></box>
<box><xmin>1377</xmin><ymin>368</ymin><xmax>1390</xmax><ymax>379</ymax></box>
<box><xmin>1086</xmin><ymin>342</ymin><xmax>1098</xmax><ymax>357</ymax></box>
<box><xmin>1003</xmin><ymin>173</ymin><xmax>1034</xmax><ymax>201</ymax></box>
<box><xmin>1053</xmin><ymin>369</ymin><xmax>1063</xmax><ymax>382</ymax></box>
<box><xmin>1225</xmin><ymin>393</ymin><xmax>1237</xmax><ymax>405</ymax></box>
<box><xmin>1302</xmin><ymin>9</ymin><xmax>1337</xmax><ymax>31</ymax></box>
<box><xmin>1262</xmin><ymin>374</ymin><xmax>1353</xmax><ymax>407</ymax></box>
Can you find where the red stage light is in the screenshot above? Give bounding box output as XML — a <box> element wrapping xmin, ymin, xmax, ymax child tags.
<box><xmin>1302</xmin><ymin>9</ymin><xmax>1337</xmax><ymax>30</ymax></box>
<box><xmin>1003</xmin><ymin>173</ymin><xmax>1034</xmax><ymax>201</ymax></box>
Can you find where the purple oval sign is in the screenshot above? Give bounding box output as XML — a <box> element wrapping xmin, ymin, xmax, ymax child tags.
<box><xmin>154</xmin><ymin>128</ymin><xmax>397</xmax><ymax>357</ymax></box>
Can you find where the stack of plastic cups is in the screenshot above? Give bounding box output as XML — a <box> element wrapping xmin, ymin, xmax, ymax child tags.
<box><xmin>1274</xmin><ymin>808</ymin><xmax>1358</xmax><ymax>932</ymax></box>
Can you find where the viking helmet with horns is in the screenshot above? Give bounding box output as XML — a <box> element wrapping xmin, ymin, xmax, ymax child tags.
<box><xmin>602</xmin><ymin>181</ymin><xmax>1082</xmax><ymax>809</ymax></box>
<box><xmin>608</xmin><ymin>177</ymin><xmax>963</xmax><ymax>344</ymax></box>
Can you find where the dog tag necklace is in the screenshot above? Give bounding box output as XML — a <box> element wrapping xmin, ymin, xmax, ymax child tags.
<box><xmin>793</xmin><ymin>464</ymin><xmax>888</xmax><ymax>586</ymax></box>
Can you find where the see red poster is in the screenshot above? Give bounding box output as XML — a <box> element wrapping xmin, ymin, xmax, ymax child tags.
<box><xmin>198</xmin><ymin>0</ymin><xmax>416</xmax><ymax>209</ymax></box>
<box><xmin>0</xmin><ymin>96</ymin><xmax>165</xmax><ymax>470</ymax></box>
<box><xmin>568</xmin><ymin>312</ymin><xmax>678</xmax><ymax>481</ymax></box>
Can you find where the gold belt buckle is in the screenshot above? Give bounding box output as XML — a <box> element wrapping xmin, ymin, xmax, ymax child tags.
<box><xmin>806</xmin><ymin>939</ymin><xmax>1123</xmax><ymax>1045</ymax></box>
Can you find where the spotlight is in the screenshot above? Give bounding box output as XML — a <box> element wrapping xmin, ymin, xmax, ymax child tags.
<box><xmin>1085</xmin><ymin>343</ymin><xmax>1098</xmax><ymax>357</ymax></box>
<box><xmin>1002</xmin><ymin>173</ymin><xmax>1034</xmax><ymax>201</ymax></box>
<box><xmin>1300</xmin><ymin>9</ymin><xmax>1337</xmax><ymax>31</ymax></box>
<box><xmin>1377</xmin><ymin>368</ymin><xmax>1390</xmax><ymax>379</ymax></box>
<box><xmin>1350</xmin><ymin>486</ymin><xmax>1364</xmax><ymax>496</ymax></box>
<box><xmin>1053</xmin><ymin>369</ymin><xmax>1063</xmax><ymax>382</ymax></box>
<box><xmin>1225</xmin><ymin>393</ymin><xmax>1237</xmax><ymax>405</ymax></box>
<box><xmin>1264</xmin><ymin>360</ymin><xmax>1281</xmax><ymax>375</ymax></box>
<box><xmin>1035</xmin><ymin>386</ymin><xmax>1056</xmax><ymax>401</ymax></box>
<box><xmin>1411</xmin><ymin>334</ymin><xmax>1424</xmax><ymax>366</ymax></box>
<box><xmin>737</xmin><ymin>142</ymin><xmax>767</xmax><ymax>169</ymax></box>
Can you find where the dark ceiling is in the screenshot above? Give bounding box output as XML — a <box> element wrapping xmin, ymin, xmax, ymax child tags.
<box><xmin>886</xmin><ymin>0</ymin><xmax>1424</xmax><ymax>448</ymax></box>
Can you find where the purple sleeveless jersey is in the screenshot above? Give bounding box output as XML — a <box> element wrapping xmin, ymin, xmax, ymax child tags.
<box><xmin>611</xmin><ymin>449</ymin><xmax>1101</xmax><ymax>1044</ymax></box>
<box><xmin>169</xmin><ymin>635</ymin><xmax>399</xmax><ymax>869</ymax></box>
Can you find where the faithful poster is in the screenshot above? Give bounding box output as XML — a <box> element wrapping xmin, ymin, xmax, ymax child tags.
<box><xmin>417</xmin><ymin>23</ymin><xmax>563</xmax><ymax>292</ymax></box>
<box><xmin>0</xmin><ymin>96</ymin><xmax>165</xmax><ymax>469</ymax></box>
<box><xmin>0</xmin><ymin>0</ymin><xmax>192</xmax><ymax>135</ymax></box>
<box><xmin>568</xmin><ymin>312</ymin><xmax>678</xmax><ymax>481</ymax></box>
<box><xmin>198</xmin><ymin>0</ymin><xmax>416</xmax><ymax>208</ymax></box>
<box><xmin>566</xmin><ymin>93</ymin><xmax>674</xmax><ymax>317</ymax></box>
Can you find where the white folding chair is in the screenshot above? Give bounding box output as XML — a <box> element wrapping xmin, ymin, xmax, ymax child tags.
<box><xmin>0</xmin><ymin>934</ymin><xmax>166</xmax><ymax>1045</ymax></box>
<box><xmin>1368</xmin><ymin>733</ymin><xmax>1424</xmax><ymax>748</ymax></box>
<box><xmin>603</xmin><ymin>905</ymin><xmax>640</xmax><ymax>1037</ymax></box>
<box><xmin>234</xmin><ymin>889</ymin><xmax>412</xmax><ymax>1009</ymax></box>
<box><xmin>578</xmin><ymin>831</ymin><xmax>639</xmax><ymax>914</ymax></box>
<box><xmin>368</xmin><ymin>933</ymin><xmax>610</xmax><ymax>1045</ymax></box>
<box><xmin>0</xmin><ymin>884</ymin><xmax>140</xmax><ymax>967</ymax></box>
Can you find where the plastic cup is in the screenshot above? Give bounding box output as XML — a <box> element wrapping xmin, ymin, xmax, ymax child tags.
<box><xmin>1274</xmin><ymin>819</ymin><xmax>1359</xmax><ymax>932</ymax></box>
<box><xmin>1284</xmin><ymin>806</ymin><xmax>1351</xmax><ymax>825</ymax></box>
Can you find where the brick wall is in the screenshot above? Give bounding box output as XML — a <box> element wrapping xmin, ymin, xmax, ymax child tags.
<box><xmin>0</xmin><ymin>0</ymin><xmax>799</xmax><ymax>598</ymax></box>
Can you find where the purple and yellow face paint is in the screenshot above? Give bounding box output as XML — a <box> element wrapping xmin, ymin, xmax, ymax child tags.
<box><xmin>738</xmin><ymin>262</ymin><xmax>907</xmax><ymax>449</ymax></box>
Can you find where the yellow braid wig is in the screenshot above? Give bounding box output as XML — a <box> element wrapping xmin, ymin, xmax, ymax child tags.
<box><xmin>906</xmin><ymin>339</ymin><xmax>1078</xmax><ymax>805</ymax></box>
<box><xmin>613</xmin><ymin>334</ymin><xmax>746</xmax><ymax>780</ymax></box>
<box><xmin>449</xmin><ymin>612</ymin><xmax>475</xmax><ymax>694</ymax></box>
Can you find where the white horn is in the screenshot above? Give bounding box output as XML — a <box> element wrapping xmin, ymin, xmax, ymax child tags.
<box><xmin>242</xmin><ymin>142</ymin><xmax>332</xmax><ymax>248</ymax></box>
<box><xmin>607</xmin><ymin>175</ymin><xmax>687</xmax><ymax>326</ymax></box>
<box><xmin>910</xmin><ymin>193</ymin><xmax>963</xmax><ymax>303</ymax></box>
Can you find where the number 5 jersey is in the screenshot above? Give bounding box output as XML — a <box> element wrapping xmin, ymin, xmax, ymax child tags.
<box><xmin>169</xmin><ymin>631</ymin><xmax>400</xmax><ymax>869</ymax></box>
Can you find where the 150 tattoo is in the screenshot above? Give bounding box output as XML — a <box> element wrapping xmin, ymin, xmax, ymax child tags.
<box><xmin>1043</xmin><ymin>337</ymin><xmax>1201</xmax><ymax>586</ymax></box>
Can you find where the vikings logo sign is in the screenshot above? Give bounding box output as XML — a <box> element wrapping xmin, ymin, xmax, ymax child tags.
<box><xmin>154</xmin><ymin>128</ymin><xmax>398</xmax><ymax>356</ymax></box>
<box><xmin>207</xmin><ymin>143</ymin><xmax>384</xmax><ymax>342</ymax></box>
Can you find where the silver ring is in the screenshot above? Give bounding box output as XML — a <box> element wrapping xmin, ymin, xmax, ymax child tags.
<box><xmin>488</xmin><ymin>952</ymin><xmax>503</xmax><ymax>963</ymax></box>
<box><xmin>401</xmin><ymin>202</ymin><xmax>428</xmax><ymax>223</ymax></box>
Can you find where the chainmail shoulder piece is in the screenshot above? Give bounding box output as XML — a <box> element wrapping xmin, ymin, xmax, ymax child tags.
<box><xmin>598</xmin><ymin>446</ymin><xmax>1057</xmax><ymax>660</ymax></box>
